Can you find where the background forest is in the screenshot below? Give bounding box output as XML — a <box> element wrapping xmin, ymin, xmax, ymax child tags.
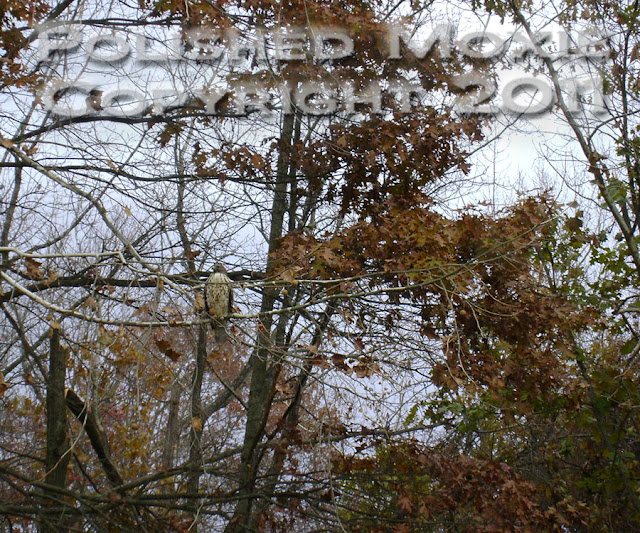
<box><xmin>1</xmin><ymin>0</ymin><xmax>640</xmax><ymax>531</ymax></box>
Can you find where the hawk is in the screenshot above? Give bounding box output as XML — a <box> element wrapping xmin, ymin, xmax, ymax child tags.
<box><xmin>204</xmin><ymin>264</ymin><xmax>233</xmax><ymax>344</ymax></box>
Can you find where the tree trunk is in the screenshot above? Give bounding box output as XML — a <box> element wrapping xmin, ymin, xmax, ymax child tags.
<box><xmin>40</xmin><ymin>327</ymin><xmax>70</xmax><ymax>532</ymax></box>
<box><xmin>186</xmin><ymin>322</ymin><xmax>208</xmax><ymax>531</ymax></box>
<box><xmin>225</xmin><ymin>112</ymin><xmax>298</xmax><ymax>532</ymax></box>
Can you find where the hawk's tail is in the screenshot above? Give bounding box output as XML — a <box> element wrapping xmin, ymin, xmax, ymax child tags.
<box><xmin>212</xmin><ymin>319</ymin><xmax>229</xmax><ymax>345</ymax></box>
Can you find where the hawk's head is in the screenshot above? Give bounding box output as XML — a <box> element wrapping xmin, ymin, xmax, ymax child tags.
<box><xmin>213</xmin><ymin>264</ymin><xmax>227</xmax><ymax>274</ymax></box>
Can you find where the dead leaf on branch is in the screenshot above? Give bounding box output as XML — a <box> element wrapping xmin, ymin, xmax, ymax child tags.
<box><xmin>353</xmin><ymin>356</ymin><xmax>381</xmax><ymax>378</ymax></box>
<box><xmin>24</xmin><ymin>258</ymin><xmax>43</xmax><ymax>279</ymax></box>
<box><xmin>97</xmin><ymin>326</ymin><xmax>116</xmax><ymax>346</ymax></box>
<box><xmin>310</xmin><ymin>355</ymin><xmax>331</xmax><ymax>369</ymax></box>
<box><xmin>84</xmin><ymin>296</ymin><xmax>98</xmax><ymax>311</ymax></box>
<box><xmin>208</xmin><ymin>348</ymin><xmax>223</xmax><ymax>360</ymax></box>
<box><xmin>44</xmin><ymin>271</ymin><xmax>59</xmax><ymax>285</ymax></box>
<box><xmin>194</xmin><ymin>292</ymin><xmax>205</xmax><ymax>313</ymax></box>
<box><xmin>331</xmin><ymin>354</ymin><xmax>350</xmax><ymax>372</ymax></box>
<box><xmin>279</xmin><ymin>267</ymin><xmax>301</xmax><ymax>285</ymax></box>
<box><xmin>147</xmin><ymin>276</ymin><xmax>165</xmax><ymax>291</ymax></box>
<box><xmin>304</xmin><ymin>343</ymin><xmax>318</xmax><ymax>354</ymax></box>
<box><xmin>0</xmin><ymin>372</ymin><xmax>8</xmax><ymax>397</ymax></box>
<box><xmin>155</xmin><ymin>337</ymin><xmax>182</xmax><ymax>362</ymax></box>
<box><xmin>398</xmin><ymin>492</ymin><xmax>414</xmax><ymax>514</ymax></box>
<box><xmin>191</xmin><ymin>416</ymin><xmax>203</xmax><ymax>432</ymax></box>
<box><xmin>275</xmin><ymin>381</ymin><xmax>295</xmax><ymax>394</ymax></box>
<box><xmin>354</xmin><ymin>363</ymin><xmax>376</xmax><ymax>378</ymax></box>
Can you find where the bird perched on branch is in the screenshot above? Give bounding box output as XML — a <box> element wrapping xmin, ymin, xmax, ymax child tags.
<box><xmin>204</xmin><ymin>264</ymin><xmax>233</xmax><ymax>344</ymax></box>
